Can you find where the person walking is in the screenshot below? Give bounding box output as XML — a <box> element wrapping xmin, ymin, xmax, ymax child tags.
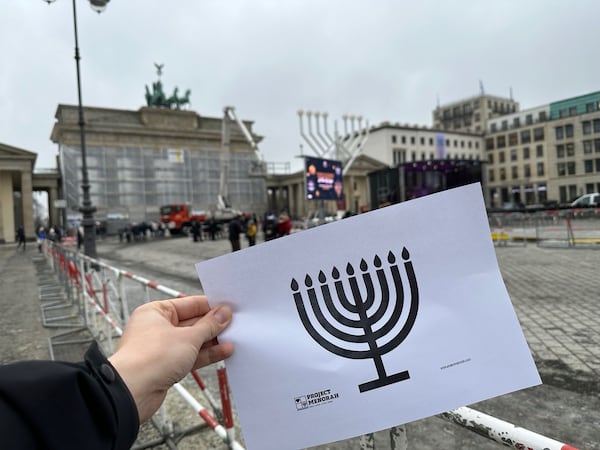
<box><xmin>228</xmin><ymin>215</ymin><xmax>243</xmax><ymax>252</ymax></box>
<box><xmin>15</xmin><ymin>226</ymin><xmax>26</xmax><ymax>251</ymax></box>
<box><xmin>246</xmin><ymin>219</ymin><xmax>257</xmax><ymax>246</ymax></box>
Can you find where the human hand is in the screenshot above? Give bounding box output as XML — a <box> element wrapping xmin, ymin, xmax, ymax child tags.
<box><xmin>108</xmin><ymin>296</ymin><xmax>234</xmax><ymax>422</ymax></box>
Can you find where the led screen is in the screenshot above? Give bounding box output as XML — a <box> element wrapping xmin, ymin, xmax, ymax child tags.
<box><xmin>305</xmin><ymin>157</ymin><xmax>344</xmax><ymax>200</ymax></box>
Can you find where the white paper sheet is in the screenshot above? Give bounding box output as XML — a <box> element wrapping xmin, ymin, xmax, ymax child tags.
<box><xmin>195</xmin><ymin>183</ymin><xmax>541</xmax><ymax>450</ymax></box>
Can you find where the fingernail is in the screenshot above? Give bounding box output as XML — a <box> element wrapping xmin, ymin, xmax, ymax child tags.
<box><xmin>214</xmin><ymin>305</ymin><xmax>231</xmax><ymax>325</ymax></box>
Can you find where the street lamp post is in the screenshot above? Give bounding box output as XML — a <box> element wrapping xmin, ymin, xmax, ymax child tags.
<box><xmin>45</xmin><ymin>0</ymin><xmax>110</xmax><ymax>259</ymax></box>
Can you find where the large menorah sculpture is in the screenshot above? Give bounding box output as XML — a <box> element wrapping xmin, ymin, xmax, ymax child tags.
<box><xmin>291</xmin><ymin>247</ymin><xmax>419</xmax><ymax>393</ymax></box>
<box><xmin>297</xmin><ymin>110</ymin><xmax>370</xmax><ymax>175</ymax></box>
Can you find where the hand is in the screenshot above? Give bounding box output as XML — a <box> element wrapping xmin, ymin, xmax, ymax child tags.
<box><xmin>108</xmin><ymin>296</ymin><xmax>234</xmax><ymax>422</ymax></box>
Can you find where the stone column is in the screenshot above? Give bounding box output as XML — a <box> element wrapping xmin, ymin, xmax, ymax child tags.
<box><xmin>48</xmin><ymin>187</ymin><xmax>59</xmax><ymax>229</ymax></box>
<box><xmin>21</xmin><ymin>171</ymin><xmax>35</xmax><ymax>240</ymax></box>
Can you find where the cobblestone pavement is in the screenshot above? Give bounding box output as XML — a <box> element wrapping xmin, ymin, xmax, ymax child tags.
<box><xmin>94</xmin><ymin>235</ymin><xmax>600</xmax><ymax>449</ymax></box>
<box><xmin>1</xmin><ymin>235</ymin><xmax>599</xmax><ymax>449</ymax></box>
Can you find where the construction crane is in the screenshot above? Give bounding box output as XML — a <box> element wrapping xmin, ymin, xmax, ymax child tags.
<box><xmin>217</xmin><ymin>106</ymin><xmax>263</xmax><ymax>214</ymax></box>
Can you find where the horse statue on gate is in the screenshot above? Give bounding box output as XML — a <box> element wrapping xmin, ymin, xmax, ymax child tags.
<box><xmin>144</xmin><ymin>64</ymin><xmax>192</xmax><ymax>110</ymax></box>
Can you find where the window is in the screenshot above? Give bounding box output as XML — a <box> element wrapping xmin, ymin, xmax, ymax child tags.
<box><xmin>597</xmin><ymin>159</ymin><xmax>600</xmax><ymax>172</ymax></box>
<box><xmin>486</xmin><ymin>138</ymin><xmax>494</xmax><ymax>150</ymax></box>
<box><xmin>594</xmin><ymin>119</ymin><xmax>600</xmax><ymax>133</ymax></box>
<box><xmin>556</xmin><ymin>145</ymin><xmax>565</xmax><ymax>158</ymax></box>
<box><xmin>513</xmin><ymin>117</ymin><xmax>520</xmax><ymax>128</ymax></box>
<box><xmin>393</xmin><ymin>149</ymin><xmax>406</xmax><ymax>165</ymax></box>
<box><xmin>567</xmin><ymin>161</ymin><xmax>576</xmax><ymax>175</ymax></box>
<box><xmin>475</xmin><ymin>142</ymin><xmax>479</xmax><ymax>149</ymax></box>
<box><xmin>499</xmin><ymin>168</ymin><xmax>506</xmax><ymax>180</ymax></box>
<box><xmin>537</xmin><ymin>162</ymin><xmax>545</xmax><ymax>176</ymax></box>
<box><xmin>557</xmin><ymin>163</ymin><xmax>566</xmax><ymax>176</ymax></box>
<box><xmin>499</xmin><ymin>151</ymin><xmax>505</xmax><ymax>163</ymax></box>
<box><xmin>429</xmin><ymin>138</ymin><xmax>434</xmax><ymax>145</ymax></box>
<box><xmin>565</xmin><ymin>124</ymin><xmax>574</xmax><ymax>138</ymax></box>
<box><xmin>391</xmin><ymin>135</ymin><xmax>397</xmax><ymax>144</ymax></box>
<box><xmin>584</xmin><ymin>140</ymin><xmax>593</xmax><ymax>154</ymax></box>
<box><xmin>534</xmin><ymin>127</ymin><xmax>544</xmax><ymax>141</ymax></box>
<box><xmin>566</xmin><ymin>143</ymin><xmax>575</xmax><ymax>157</ymax></box>
<box><xmin>586</xmin><ymin>102</ymin><xmax>595</xmax><ymax>113</ymax></box>
<box><xmin>526</xmin><ymin>114</ymin><xmax>533</xmax><ymax>125</ymax></box>
<box><xmin>583</xmin><ymin>121</ymin><xmax>591</xmax><ymax>135</ymax></box>
<box><xmin>521</xmin><ymin>130</ymin><xmax>531</xmax><ymax>143</ymax></box>
<box><xmin>468</xmin><ymin>141</ymin><xmax>472</xmax><ymax>149</ymax></box>
<box><xmin>536</xmin><ymin>145</ymin><xmax>544</xmax><ymax>157</ymax></box>
<box><xmin>411</xmin><ymin>151</ymin><xmax>416</xmax><ymax>161</ymax></box>
<box><xmin>509</xmin><ymin>133</ymin><xmax>518</xmax><ymax>146</ymax></box>
<box><xmin>454</xmin><ymin>140</ymin><xmax>458</xmax><ymax>147</ymax></box>
<box><xmin>497</xmin><ymin>136</ymin><xmax>506</xmax><ymax>148</ymax></box>
<box><xmin>460</xmin><ymin>140</ymin><xmax>465</xmax><ymax>148</ymax></box>
<box><xmin>523</xmin><ymin>147</ymin><xmax>530</xmax><ymax>159</ymax></box>
<box><xmin>488</xmin><ymin>153</ymin><xmax>494</xmax><ymax>164</ymax></box>
<box><xmin>420</xmin><ymin>137</ymin><xmax>425</xmax><ymax>145</ymax></box>
<box><xmin>488</xmin><ymin>169</ymin><xmax>495</xmax><ymax>182</ymax></box>
<box><xmin>569</xmin><ymin>107</ymin><xmax>577</xmax><ymax>116</ymax></box>
<box><xmin>524</xmin><ymin>165</ymin><xmax>531</xmax><ymax>177</ymax></box>
<box><xmin>511</xmin><ymin>149</ymin><xmax>518</xmax><ymax>161</ymax></box>
<box><xmin>595</xmin><ymin>139</ymin><xmax>600</xmax><ymax>153</ymax></box>
<box><xmin>490</xmin><ymin>123</ymin><xmax>497</xmax><ymax>132</ymax></box>
<box><xmin>539</xmin><ymin>111</ymin><xmax>547</xmax><ymax>121</ymax></box>
<box><xmin>401</xmin><ymin>136</ymin><xmax>406</xmax><ymax>144</ymax></box>
<box><xmin>410</xmin><ymin>137</ymin><xmax>415</xmax><ymax>145</ymax></box>
<box><xmin>555</xmin><ymin>127</ymin><xmax>564</xmax><ymax>139</ymax></box>
<box><xmin>501</xmin><ymin>121</ymin><xmax>508</xmax><ymax>131</ymax></box>
<box><xmin>511</xmin><ymin>166</ymin><xmax>519</xmax><ymax>179</ymax></box>
<box><xmin>584</xmin><ymin>159</ymin><xmax>593</xmax><ymax>173</ymax></box>
<box><xmin>446</xmin><ymin>139</ymin><xmax>450</xmax><ymax>147</ymax></box>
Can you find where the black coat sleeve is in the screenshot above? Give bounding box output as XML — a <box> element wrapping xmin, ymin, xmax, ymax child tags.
<box><xmin>0</xmin><ymin>341</ymin><xmax>139</xmax><ymax>450</ymax></box>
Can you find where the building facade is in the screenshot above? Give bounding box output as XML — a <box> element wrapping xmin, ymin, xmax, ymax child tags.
<box><xmin>484</xmin><ymin>91</ymin><xmax>600</xmax><ymax>206</ymax></box>
<box><xmin>51</xmin><ymin>105</ymin><xmax>267</xmax><ymax>224</ymax></box>
<box><xmin>361</xmin><ymin>123</ymin><xmax>484</xmax><ymax>167</ymax></box>
<box><xmin>432</xmin><ymin>94</ymin><xmax>519</xmax><ymax>134</ymax></box>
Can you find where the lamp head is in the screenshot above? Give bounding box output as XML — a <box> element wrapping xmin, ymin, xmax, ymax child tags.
<box><xmin>89</xmin><ymin>0</ymin><xmax>110</xmax><ymax>13</ymax></box>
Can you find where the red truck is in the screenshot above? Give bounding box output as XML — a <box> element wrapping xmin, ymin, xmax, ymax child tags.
<box><xmin>159</xmin><ymin>203</ymin><xmax>206</xmax><ymax>234</ymax></box>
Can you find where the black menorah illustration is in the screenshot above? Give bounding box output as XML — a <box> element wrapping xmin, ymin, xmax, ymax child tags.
<box><xmin>291</xmin><ymin>247</ymin><xmax>419</xmax><ymax>393</ymax></box>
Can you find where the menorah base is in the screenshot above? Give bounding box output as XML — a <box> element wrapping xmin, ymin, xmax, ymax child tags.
<box><xmin>358</xmin><ymin>370</ymin><xmax>410</xmax><ymax>393</ymax></box>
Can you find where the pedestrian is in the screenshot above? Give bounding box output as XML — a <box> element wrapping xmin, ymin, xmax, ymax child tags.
<box><xmin>0</xmin><ymin>295</ymin><xmax>233</xmax><ymax>450</ymax></box>
<box><xmin>208</xmin><ymin>218</ymin><xmax>218</xmax><ymax>241</ymax></box>
<box><xmin>246</xmin><ymin>219</ymin><xmax>257</xmax><ymax>246</ymax></box>
<box><xmin>16</xmin><ymin>226</ymin><xmax>26</xmax><ymax>251</ymax></box>
<box><xmin>77</xmin><ymin>226</ymin><xmax>84</xmax><ymax>250</ymax></box>
<box><xmin>276</xmin><ymin>213</ymin><xmax>292</xmax><ymax>238</ymax></box>
<box><xmin>191</xmin><ymin>219</ymin><xmax>201</xmax><ymax>242</ymax></box>
<box><xmin>228</xmin><ymin>215</ymin><xmax>243</xmax><ymax>252</ymax></box>
<box><xmin>37</xmin><ymin>226</ymin><xmax>46</xmax><ymax>253</ymax></box>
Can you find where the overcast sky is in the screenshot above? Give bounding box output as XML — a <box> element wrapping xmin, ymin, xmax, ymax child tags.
<box><xmin>2</xmin><ymin>0</ymin><xmax>600</xmax><ymax>172</ymax></box>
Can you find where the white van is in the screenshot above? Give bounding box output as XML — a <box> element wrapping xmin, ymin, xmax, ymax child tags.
<box><xmin>571</xmin><ymin>192</ymin><xmax>600</xmax><ymax>207</ymax></box>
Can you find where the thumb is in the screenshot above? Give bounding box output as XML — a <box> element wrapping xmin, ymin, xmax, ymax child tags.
<box><xmin>192</xmin><ymin>304</ymin><xmax>232</xmax><ymax>347</ymax></box>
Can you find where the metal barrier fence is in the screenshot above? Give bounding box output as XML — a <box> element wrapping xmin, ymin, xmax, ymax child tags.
<box><xmin>489</xmin><ymin>212</ymin><xmax>531</xmax><ymax>247</ymax></box>
<box><xmin>42</xmin><ymin>241</ymin><xmax>243</xmax><ymax>450</ymax></box>
<box><xmin>536</xmin><ymin>211</ymin><xmax>600</xmax><ymax>248</ymax></box>
<box><xmin>40</xmin><ymin>241</ymin><xmax>580</xmax><ymax>450</ymax></box>
<box><xmin>489</xmin><ymin>208</ymin><xmax>600</xmax><ymax>249</ymax></box>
